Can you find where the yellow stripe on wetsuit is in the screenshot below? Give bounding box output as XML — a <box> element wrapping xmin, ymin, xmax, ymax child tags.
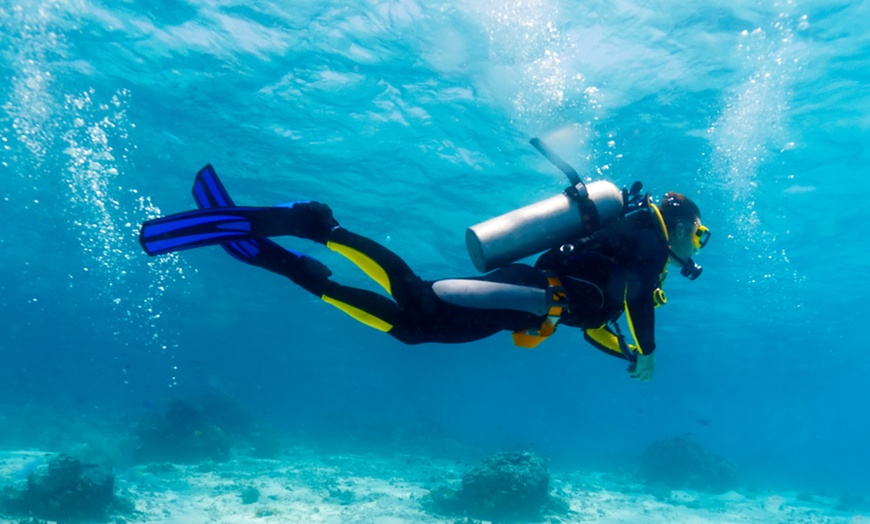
<box><xmin>321</xmin><ymin>295</ymin><xmax>393</xmax><ymax>332</ymax></box>
<box><xmin>326</xmin><ymin>240</ymin><xmax>393</xmax><ymax>295</ymax></box>
<box><xmin>623</xmin><ymin>285</ymin><xmax>644</xmax><ymax>355</ymax></box>
<box><xmin>319</xmin><ymin>239</ymin><xmax>395</xmax><ymax>332</ymax></box>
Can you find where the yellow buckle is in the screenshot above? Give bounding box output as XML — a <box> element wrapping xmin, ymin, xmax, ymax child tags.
<box><xmin>513</xmin><ymin>276</ymin><xmax>565</xmax><ymax>348</ymax></box>
<box><xmin>653</xmin><ymin>288</ymin><xmax>667</xmax><ymax>308</ymax></box>
<box><xmin>546</xmin><ymin>276</ymin><xmax>566</xmax><ymax>316</ymax></box>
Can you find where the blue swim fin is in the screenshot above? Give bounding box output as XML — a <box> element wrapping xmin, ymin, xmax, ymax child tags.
<box><xmin>190</xmin><ymin>165</ymin><xmax>337</xmax><ymax>244</ymax></box>
<box><xmin>191</xmin><ymin>164</ymin><xmax>285</xmax><ymax>266</ymax></box>
<box><xmin>139</xmin><ymin>206</ymin><xmax>269</xmax><ymax>256</ymax></box>
<box><xmin>192</xmin><ymin>164</ymin><xmax>235</xmax><ymax>208</ymax></box>
<box><xmin>140</xmin><ymin>201</ymin><xmax>326</xmax><ymax>256</ymax></box>
<box><xmin>186</xmin><ymin>165</ymin><xmax>332</xmax><ymax>292</ymax></box>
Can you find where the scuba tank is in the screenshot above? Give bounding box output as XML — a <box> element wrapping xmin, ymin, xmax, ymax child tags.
<box><xmin>466</xmin><ymin>139</ymin><xmax>624</xmax><ymax>272</ymax></box>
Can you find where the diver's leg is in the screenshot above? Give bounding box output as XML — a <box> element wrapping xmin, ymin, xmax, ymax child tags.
<box><xmin>142</xmin><ymin>194</ymin><xmax>441</xmax><ymax>340</ymax></box>
<box><xmin>317</xmin><ymin>231</ymin><xmax>551</xmax><ymax>343</ymax></box>
<box><xmin>229</xmin><ymin>204</ymin><xmax>339</xmax><ymax>243</ymax></box>
<box><xmin>142</xmin><ymin>199</ymin><xmax>418</xmax><ymax>297</ymax></box>
<box><xmin>231</xmin><ymin>237</ymin><xmax>332</xmax><ymax>296</ymax></box>
<box><xmin>319</xmin><ymin>281</ymin><xmax>403</xmax><ymax>334</ymax></box>
<box><xmin>242</xmin><ymin>203</ymin><xmax>422</xmax><ymax>305</ymax></box>
<box><xmin>243</xmin><ymin>236</ymin><xmax>404</xmax><ymax>332</ymax></box>
<box><xmin>257</xmin><ymin>234</ymin><xmax>542</xmax><ymax>345</ymax></box>
<box><xmin>323</xmin><ymin>227</ymin><xmax>420</xmax><ymax>307</ymax></box>
<box><xmin>430</xmin><ymin>264</ymin><xmax>553</xmax><ymax>316</ymax></box>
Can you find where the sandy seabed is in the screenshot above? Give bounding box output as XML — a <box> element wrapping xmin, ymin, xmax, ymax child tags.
<box><xmin>0</xmin><ymin>447</ymin><xmax>866</xmax><ymax>524</ymax></box>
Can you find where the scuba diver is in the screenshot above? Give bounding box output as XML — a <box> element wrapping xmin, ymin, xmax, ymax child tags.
<box><xmin>139</xmin><ymin>140</ymin><xmax>710</xmax><ymax>382</ymax></box>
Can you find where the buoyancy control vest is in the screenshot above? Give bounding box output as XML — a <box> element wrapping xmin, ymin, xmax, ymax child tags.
<box><xmin>509</xmin><ymin>190</ymin><xmax>670</xmax><ymax>348</ymax></box>
<box><xmin>462</xmin><ymin>139</ymin><xmax>670</xmax><ymax>348</ymax></box>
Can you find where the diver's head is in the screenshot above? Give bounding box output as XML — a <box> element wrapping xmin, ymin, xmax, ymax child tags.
<box><xmin>659</xmin><ymin>192</ymin><xmax>710</xmax><ymax>279</ymax></box>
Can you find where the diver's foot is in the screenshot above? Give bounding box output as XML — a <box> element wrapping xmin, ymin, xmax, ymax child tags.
<box><xmin>266</xmin><ymin>201</ymin><xmax>339</xmax><ymax>244</ymax></box>
<box><xmin>298</xmin><ymin>253</ymin><xmax>332</xmax><ymax>282</ymax></box>
<box><xmin>285</xmin><ymin>252</ymin><xmax>332</xmax><ymax>296</ymax></box>
<box><xmin>302</xmin><ymin>201</ymin><xmax>339</xmax><ymax>244</ymax></box>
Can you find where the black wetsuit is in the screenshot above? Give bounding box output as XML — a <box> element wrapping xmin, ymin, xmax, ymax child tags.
<box><xmin>288</xmin><ymin>207</ymin><xmax>669</xmax><ymax>357</ymax></box>
<box><xmin>314</xmin><ymin>228</ymin><xmax>548</xmax><ymax>345</ymax></box>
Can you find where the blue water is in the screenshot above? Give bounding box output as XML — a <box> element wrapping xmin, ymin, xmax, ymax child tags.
<box><xmin>1</xmin><ymin>0</ymin><xmax>868</xmax><ymax>508</ymax></box>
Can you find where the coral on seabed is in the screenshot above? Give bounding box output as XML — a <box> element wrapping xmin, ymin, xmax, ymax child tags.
<box><xmin>134</xmin><ymin>393</ymin><xmax>282</xmax><ymax>464</ymax></box>
<box><xmin>424</xmin><ymin>451</ymin><xmax>567</xmax><ymax>522</ymax></box>
<box><xmin>0</xmin><ymin>454</ymin><xmax>132</xmax><ymax>522</ymax></box>
<box><xmin>638</xmin><ymin>435</ymin><xmax>738</xmax><ymax>494</ymax></box>
<box><xmin>135</xmin><ymin>398</ymin><xmax>234</xmax><ymax>464</ymax></box>
<box><xmin>240</xmin><ymin>485</ymin><xmax>261</xmax><ymax>505</ymax></box>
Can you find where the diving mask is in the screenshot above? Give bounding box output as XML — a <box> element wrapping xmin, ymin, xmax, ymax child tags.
<box><xmin>675</xmin><ymin>224</ymin><xmax>710</xmax><ymax>281</ymax></box>
<box><xmin>693</xmin><ymin>224</ymin><xmax>711</xmax><ymax>251</ymax></box>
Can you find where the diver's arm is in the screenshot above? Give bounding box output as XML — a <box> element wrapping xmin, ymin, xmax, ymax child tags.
<box><xmin>623</xmin><ymin>284</ymin><xmax>658</xmax><ymax>382</ymax></box>
<box><xmin>622</xmin><ymin>261</ymin><xmax>663</xmax><ymax>381</ymax></box>
<box><xmin>624</xmin><ymin>288</ymin><xmax>656</xmax><ymax>356</ymax></box>
<box><xmin>622</xmin><ymin>237</ymin><xmax>666</xmax><ymax>381</ymax></box>
<box><xmin>623</xmin><ymin>231</ymin><xmax>666</xmax><ymax>357</ymax></box>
